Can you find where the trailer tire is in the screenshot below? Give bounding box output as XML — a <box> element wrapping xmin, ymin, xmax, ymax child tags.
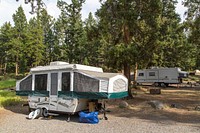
<box><xmin>160</xmin><ymin>83</ymin><xmax>166</xmax><ymax>88</ymax></box>
<box><xmin>42</xmin><ymin>108</ymin><xmax>49</xmax><ymax>117</ymax></box>
<box><xmin>154</xmin><ymin>82</ymin><xmax>159</xmax><ymax>87</ymax></box>
<box><xmin>165</xmin><ymin>83</ymin><xmax>169</xmax><ymax>87</ymax></box>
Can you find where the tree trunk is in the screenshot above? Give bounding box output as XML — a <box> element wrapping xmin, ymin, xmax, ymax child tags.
<box><xmin>122</xmin><ymin>23</ymin><xmax>133</xmax><ymax>98</ymax></box>
<box><xmin>15</xmin><ymin>56</ymin><xmax>18</xmax><ymax>76</ymax></box>
<box><xmin>133</xmin><ymin>62</ymin><xmax>138</xmax><ymax>84</ymax></box>
<box><xmin>4</xmin><ymin>63</ymin><xmax>7</xmax><ymax>75</ymax></box>
<box><xmin>123</xmin><ymin>62</ymin><xmax>133</xmax><ymax>98</ymax></box>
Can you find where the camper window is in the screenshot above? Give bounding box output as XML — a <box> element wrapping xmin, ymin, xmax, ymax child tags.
<box><xmin>62</xmin><ymin>72</ymin><xmax>70</xmax><ymax>91</ymax></box>
<box><xmin>149</xmin><ymin>72</ymin><xmax>155</xmax><ymax>76</ymax></box>
<box><xmin>74</xmin><ymin>72</ymin><xmax>99</xmax><ymax>92</ymax></box>
<box><xmin>35</xmin><ymin>74</ymin><xmax>47</xmax><ymax>91</ymax></box>
<box><xmin>138</xmin><ymin>73</ymin><xmax>144</xmax><ymax>76</ymax></box>
<box><xmin>20</xmin><ymin>75</ymin><xmax>32</xmax><ymax>91</ymax></box>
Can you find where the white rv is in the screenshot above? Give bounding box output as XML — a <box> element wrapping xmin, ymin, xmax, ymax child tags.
<box><xmin>136</xmin><ymin>67</ymin><xmax>188</xmax><ymax>87</ymax></box>
<box><xmin>16</xmin><ymin>61</ymin><xmax>128</xmax><ymax>118</ymax></box>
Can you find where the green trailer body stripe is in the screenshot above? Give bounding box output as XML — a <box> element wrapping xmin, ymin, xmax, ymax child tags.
<box><xmin>16</xmin><ymin>91</ymin><xmax>128</xmax><ymax>99</ymax></box>
<box><xmin>16</xmin><ymin>91</ymin><xmax>49</xmax><ymax>97</ymax></box>
<box><xmin>58</xmin><ymin>91</ymin><xmax>110</xmax><ymax>99</ymax></box>
<box><xmin>106</xmin><ymin>91</ymin><xmax>128</xmax><ymax>99</ymax></box>
<box><xmin>59</xmin><ymin>91</ymin><xmax>128</xmax><ymax>99</ymax></box>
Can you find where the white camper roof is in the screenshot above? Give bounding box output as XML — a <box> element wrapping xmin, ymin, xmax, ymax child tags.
<box><xmin>78</xmin><ymin>70</ymin><xmax>125</xmax><ymax>80</ymax></box>
<box><xmin>30</xmin><ymin>61</ymin><xmax>103</xmax><ymax>73</ymax></box>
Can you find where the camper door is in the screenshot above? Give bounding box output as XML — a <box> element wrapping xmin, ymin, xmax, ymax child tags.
<box><xmin>49</xmin><ymin>72</ymin><xmax>58</xmax><ymax>111</ymax></box>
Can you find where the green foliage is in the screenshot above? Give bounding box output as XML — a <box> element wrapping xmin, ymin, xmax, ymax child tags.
<box><xmin>40</xmin><ymin>9</ymin><xmax>56</xmax><ymax>65</ymax></box>
<box><xmin>83</xmin><ymin>12</ymin><xmax>102</xmax><ymax>66</ymax></box>
<box><xmin>183</xmin><ymin>0</ymin><xmax>200</xmax><ymax>69</ymax></box>
<box><xmin>26</xmin><ymin>17</ymin><xmax>45</xmax><ymax>67</ymax></box>
<box><xmin>0</xmin><ymin>0</ymin><xmax>200</xmax><ymax>79</ymax></box>
<box><xmin>57</xmin><ymin>0</ymin><xmax>87</xmax><ymax>64</ymax></box>
<box><xmin>0</xmin><ymin>79</ymin><xmax>16</xmax><ymax>90</ymax></box>
<box><xmin>0</xmin><ymin>22</ymin><xmax>13</xmax><ymax>73</ymax></box>
<box><xmin>150</xmin><ymin>0</ymin><xmax>196</xmax><ymax>70</ymax></box>
<box><xmin>0</xmin><ymin>90</ymin><xmax>22</xmax><ymax>107</ymax></box>
<box><xmin>11</xmin><ymin>6</ymin><xmax>28</xmax><ymax>75</ymax></box>
<box><xmin>96</xmin><ymin>0</ymin><xmax>162</xmax><ymax>78</ymax></box>
<box><xmin>183</xmin><ymin>0</ymin><xmax>200</xmax><ymax>20</ymax></box>
<box><xmin>0</xmin><ymin>78</ymin><xmax>21</xmax><ymax>107</ymax></box>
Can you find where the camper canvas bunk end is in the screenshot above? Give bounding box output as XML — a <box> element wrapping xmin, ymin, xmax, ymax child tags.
<box><xmin>136</xmin><ymin>67</ymin><xmax>188</xmax><ymax>87</ymax></box>
<box><xmin>16</xmin><ymin>61</ymin><xmax>128</xmax><ymax>117</ymax></box>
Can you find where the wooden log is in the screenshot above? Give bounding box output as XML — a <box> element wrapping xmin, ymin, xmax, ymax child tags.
<box><xmin>150</xmin><ymin>88</ymin><xmax>161</xmax><ymax>94</ymax></box>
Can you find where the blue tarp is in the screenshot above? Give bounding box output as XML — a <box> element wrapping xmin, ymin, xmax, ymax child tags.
<box><xmin>79</xmin><ymin>111</ymin><xmax>99</xmax><ymax>124</ymax></box>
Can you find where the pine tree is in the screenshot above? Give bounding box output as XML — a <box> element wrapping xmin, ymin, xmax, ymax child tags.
<box><xmin>183</xmin><ymin>0</ymin><xmax>200</xmax><ymax>69</ymax></box>
<box><xmin>11</xmin><ymin>6</ymin><xmax>28</xmax><ymax>75</ymax></box>
<box><xmin>0</xmin><ymin>22</ymin><xmax>13</xmax><ymax>74</ymax></box>
<box><xmin>26</xmin><ymin>17</ymin><xmax>44</xmax><ymax>67</ymax></box>
<box><xmin>84</xmin><ymin>12</ymin><xmax>101</xmax><ymax>66</ymax></box>
<box><xmin>150</xmin><ymin>0</ymin><xmax>194</xmax><ymax>69</ymax></box>
<box><xmin>40</xmin><ymin>9</ymin><xmax>56</xmax><ymax>65</ymax></box>
<box><xmin>96</xmin><ymin>0</ymin><xmax>162</xmax><ymax>97</ymax></box>
<box><xmin>57</xmin><ymin>0</ymin><xmax>86</xmax><ymax>64</ymax></box>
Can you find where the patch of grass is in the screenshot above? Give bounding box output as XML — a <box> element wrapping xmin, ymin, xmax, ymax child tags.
<box><xmin>186</xmin><ymin>75</ymin><xmax>200</xmax><ymax>82</ymax></box>
<box><xmin>0</xmin><ymin>79</ymin><xmax>16</xmax><ymax>90</ymax></box>
<box><xmin>0</xmin><ymin>90</ymin><xmax>22</xmax><ymax>107</ymax></box>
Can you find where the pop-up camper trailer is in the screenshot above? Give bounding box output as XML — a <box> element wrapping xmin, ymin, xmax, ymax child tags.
<box><xmin>136</xmin><ymin>67</ymin><xmax>188</xmax><ymax>87</ymax></box>
<box><xmin>16</xmin><ymin>61</ymin><xmax>128</xmax><ymax>118</ymax></box>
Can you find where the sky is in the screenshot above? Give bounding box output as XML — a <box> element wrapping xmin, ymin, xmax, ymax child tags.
<box><xmin>0</xmin><ymin>0</ymin><xmax>187</xmax><ymax>27</ymax></box>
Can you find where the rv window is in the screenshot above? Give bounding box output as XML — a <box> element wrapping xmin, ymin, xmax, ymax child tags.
<box><xmin>74</xmin><ymin>72</ymin><xmax>99</xmax><ymax>92</ymax></box>
<box><xmin>51</xmin><ymin>73</ymin><xmax>58</xmax><ymax>95</ymax></box>
<box><xmin>138</xmin><ymin>73</ymin><xmax>144</xmax><ymax>76</ymax></box>
<box><xmin>20</xmin><ymin>75</ymin><xmax>32</xmax><ymax>91</ymax></box>
<box><xmin>62</xmin><ymin>72</ymin><xmax>70</xmax><ymax>91</ymax></box>
<box><xmin>149</xmin><ymin>72</ymin><xmax>155</xmax><ymax>76</ymax></box>
<box><xmin>35</xmin><ymin>74</ymin><xmax>47</xmax><ymax>91</ymax></box>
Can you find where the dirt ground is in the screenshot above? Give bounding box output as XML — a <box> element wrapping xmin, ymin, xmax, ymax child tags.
<box><xmin>106</xmin><ymin>84</ymin><xmax>200</xmax><ymax>124</ymax></box>
<box><xmin>0</xmin><ymin>85</ymin><xmax>200</xmax><ymax>132</ymax></box>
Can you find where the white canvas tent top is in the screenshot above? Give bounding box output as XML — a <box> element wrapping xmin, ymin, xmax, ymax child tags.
<box><xmin>16</xmin><ymin>61</ymin><xmax>128</xmax><ymax>99</ymax></box>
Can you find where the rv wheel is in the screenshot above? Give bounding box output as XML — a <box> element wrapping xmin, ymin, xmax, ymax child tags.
<box><xmin>160</xmin><ymin>83</ymin><xmax>166</xmax><ymax>88</ymax></box>
<box><xmin>165</xmin><ymin>83</ymin><xmax>169</xmax><ymax>87</ymax></box>
<box><xmin>154</xmin><ymin>82</ymin><xmax>159</xmax><ymax>87</ymax></box>
<box><xmin>42</xmin><ymin>108</ymin><xmax>49</xmax><ymax>117</ymax></box>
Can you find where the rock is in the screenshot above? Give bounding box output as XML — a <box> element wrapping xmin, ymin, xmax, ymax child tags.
<box><xmin>170</xmin><ymin>103</ymin><xmax>184</xmax><ymax>109</ymax></box>
<box><xmin>150</xmin><ymin>88</ymin><xmax>161</xmax><ymax>94</ymax></box>
<box><xmin>148</xmin><ymin>100</ymin><xmax>164</xmax><ymax>110</ymax></box>
<box><xmin>119</xmin><ymin>101</ymin><xmax>129</xmax><ymax>108</ymax></box>
<box><xmin>195</xmin><ymin>105</ymin><xmax>200</xmax><ymax>111</ymax></box>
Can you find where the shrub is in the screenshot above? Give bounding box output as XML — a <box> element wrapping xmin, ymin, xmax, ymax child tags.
<box><xmin>0</xmin><ymin>97</ymin><xmax>22</xmax><ymax>107</ymax></box>
<box><xmin>0</xmin><ymin>90</ymin><xmax>22</xmax><ymax>107</ymax></box>
<box><xmin>0</xmin><ymin>76</ymin><xmax>4</xmax><ymax>81</ymax></box>
<box><xmin>0</xmin><ymin>79</ymin><xmax>16</xmax><ymax>90</ymax></box>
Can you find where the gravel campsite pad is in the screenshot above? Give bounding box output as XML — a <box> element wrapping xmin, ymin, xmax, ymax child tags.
<box><xmin>0</xmin><ymin>86</ymin><xmax>200</xmax><ymax>133</ymax></box>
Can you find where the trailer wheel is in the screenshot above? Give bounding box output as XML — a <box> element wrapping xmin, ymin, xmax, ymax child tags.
<box><xmin>165</xmin><ymin>83</ymin><xmax>169</xmax><ymax>87</ymax></box>
<box><xmin>160</xmin><ymin>83</ymin><xmax>166</xmax><ymax>88</ymax></box>
<box><xmin>42</xmin><ymin>108</ymin><xmax>49</xmax><ymax>117</ymax></box>
<box><xmin>154</xmin><ymin>82</ymin><xmax>159</xmax><ymax>87</ymax></box>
